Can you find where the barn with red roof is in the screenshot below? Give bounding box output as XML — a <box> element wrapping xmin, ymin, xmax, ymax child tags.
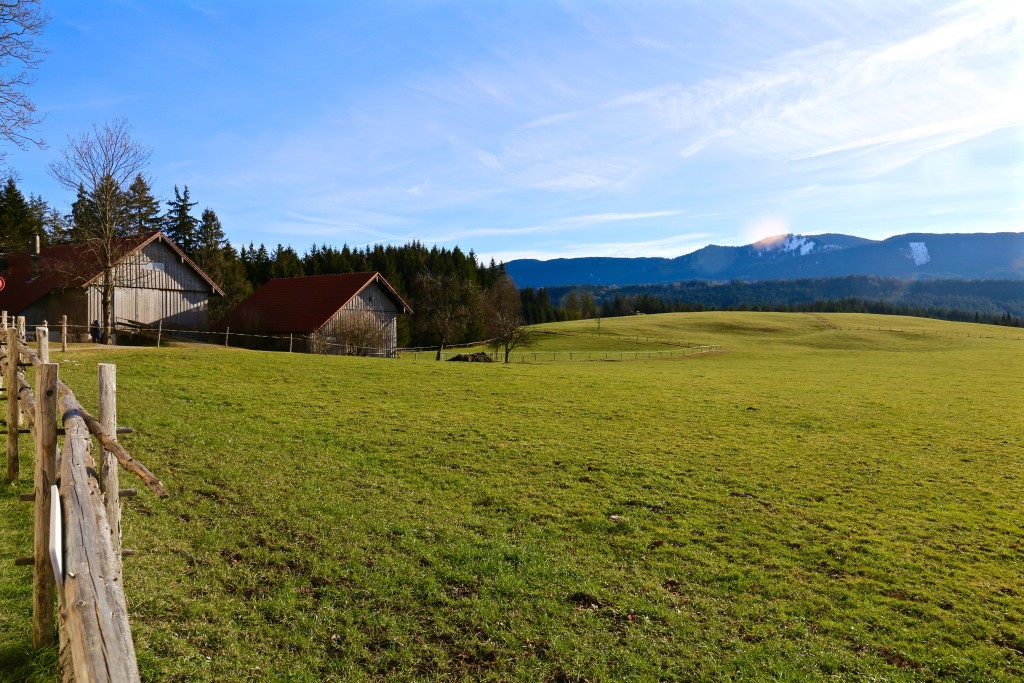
<box><xmin>213</xmin><ymin>272</ymin><xmax>412</xmax><ymax>357</ymax></box>
<box><xmin>0</xmin><ymin>231</ymin><xmax>223</xmax><ymax>338</ymax></box>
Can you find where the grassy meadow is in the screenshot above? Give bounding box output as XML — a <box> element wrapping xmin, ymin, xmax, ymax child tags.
<box><xmin>1</xmin><ymin>312</ymin><xmax>1022</xmax><ymax>681</ymax></box>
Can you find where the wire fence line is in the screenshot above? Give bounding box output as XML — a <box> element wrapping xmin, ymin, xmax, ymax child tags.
<box><xmin>418</xmin><ymin>345</ymin><xmax>722</xmax><ymax>363</ymax></box>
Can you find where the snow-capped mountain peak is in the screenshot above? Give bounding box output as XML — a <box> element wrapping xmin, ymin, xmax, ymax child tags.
<box><xmin>753</xmin><ymin>234</ymin><xmax>820</xmax><ymax>257</ymax></box>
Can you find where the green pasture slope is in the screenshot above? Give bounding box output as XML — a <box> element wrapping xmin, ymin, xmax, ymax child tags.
<box><xmin>1</xmin><ymin>312</ymin><xmax>1022</xmax><ymax>681</ymax></box>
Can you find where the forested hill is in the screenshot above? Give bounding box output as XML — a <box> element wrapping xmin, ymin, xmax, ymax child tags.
<box><xmin>520</xmin><ymin>276</ymin><xmax>1024</xmax><ymax>326</ymax></box>
<box><xmin>506</xmin><ymin>232</ymin><xmax>1024</xmax><ymax>288</ymax></box>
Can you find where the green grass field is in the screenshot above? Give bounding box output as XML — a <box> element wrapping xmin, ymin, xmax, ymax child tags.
<box><xmin>2</xmin><ymin>312</ymin><xmax>1022</xmax><ymax>681</ymax></box>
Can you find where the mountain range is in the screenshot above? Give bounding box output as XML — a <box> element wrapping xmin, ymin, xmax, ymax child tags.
<box><xmin>505</xmin><ymin>232</ymin><xmax>1024</xmax><ymax>288</ymax></box>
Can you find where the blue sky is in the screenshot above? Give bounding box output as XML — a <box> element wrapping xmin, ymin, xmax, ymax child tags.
<box><xmin>3</xmin><ymin>0</ymin><xmax>1022</xmax><ymax>262</ymax></box>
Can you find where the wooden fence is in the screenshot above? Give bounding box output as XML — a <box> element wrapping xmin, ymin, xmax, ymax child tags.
<box><xmin>2</xmin><ymin>313</ymin><xmax>168</xmax><ymax>682</ymax></box>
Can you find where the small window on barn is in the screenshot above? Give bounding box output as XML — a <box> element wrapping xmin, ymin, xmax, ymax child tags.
<box><xmin>144</xmin><ymin>261</ymin><xmax>166</xmax><ymax>272</ymax></box>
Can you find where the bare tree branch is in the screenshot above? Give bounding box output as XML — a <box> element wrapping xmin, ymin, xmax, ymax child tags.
<box><xmin>0</xmin><ymin>0</ymin><xmax>49</xmax><ymax>160</ymax></box>
<box><xmin>48</xmin><ymin>119</ymin><xmax>152</xmax><ymax>344</ymax></box>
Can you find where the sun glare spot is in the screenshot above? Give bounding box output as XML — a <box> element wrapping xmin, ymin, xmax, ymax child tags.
<box><xmin>745</xmin><ymin>216</ymin><xmax>791</xmax><ymax>246</ymax></box>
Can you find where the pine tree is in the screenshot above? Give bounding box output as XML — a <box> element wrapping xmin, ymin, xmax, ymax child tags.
<box><xmin>163</xmin><ymin>185</ymin><xmax>199</xmax><ymax>254</ymax></box>
<box><xmin>69</xmin><ymin>183</ymin><xmax>99</xmax><ymax>243</ymax></box>
<box><xmin>0</xmin><ymin>177</ymin><xmax>40</xmax><ymax>252</ymax></box>
<box><xmin>123</xmin><ymin>174</ymin><xmax>161</xmax><ymax>235</ymax></box>
<box><xmin>196</xmin><ymin>208</ymin><xmax>226</xmax><ymax>253</ymax></box>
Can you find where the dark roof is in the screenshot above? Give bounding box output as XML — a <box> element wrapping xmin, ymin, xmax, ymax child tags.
<box><xmin>0</xmin><ymin>231</ymin><xmax>224</xmax><ymax>314</ymax></box>
<box><xmin>213</xmin><ymin>272</ymin><xmax>412</xmax><ymax>334</ymax></box>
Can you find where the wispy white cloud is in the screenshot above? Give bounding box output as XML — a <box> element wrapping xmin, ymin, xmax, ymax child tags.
<box><xmin>602</xmin><ymin>0</ymin><xmax>1024</xmax><ymax>173</ymax></box>
<box><xmin>475</xmin><ymin>150</ymin><xmax>505</xmax><ymax>172</ymax></box>
<box><xmin>485</xmin><ymin>232</ymin><xmax>715</xmax><ymax>262</ymax></box>
<box><xmin>427</xmin><ymin>208</ymin><xmax>690</xmax><ymax>243</ymax></box>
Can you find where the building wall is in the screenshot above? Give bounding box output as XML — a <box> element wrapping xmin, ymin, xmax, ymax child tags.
<box><xmin>19</xmin><ymin>239</ymin><xmax>216</xmax><ymax>334</ymax></box>
<box><xmin>311</xmin><ymin>281</ymin><xmax>401</xmax><ymax>357</ymax></box>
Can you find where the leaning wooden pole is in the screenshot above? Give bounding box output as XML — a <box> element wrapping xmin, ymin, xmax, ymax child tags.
<box><xmin>7</xmin><ymin>327</ymin><xmax>19</xmax><ymax>480</ymax></box>
<box><xmin>33</xmin><ymin>362</ymin><xmax>58</xmax><ymax>648</ymax></box>
<box><xmin>99</xmin><ymin>363</ymin><xmax>122</xmax><ymax>570</ymax></box>
<box><xmin>59</xmin><ymin>405</ymin><xmax>140</xmax><ymax>682</ymax></box>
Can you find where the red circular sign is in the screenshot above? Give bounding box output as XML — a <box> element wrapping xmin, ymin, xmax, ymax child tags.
<box><xmin>0</xmin><ymin>275</ymin><xmax>5</xmax><ymax>292</ymax></box>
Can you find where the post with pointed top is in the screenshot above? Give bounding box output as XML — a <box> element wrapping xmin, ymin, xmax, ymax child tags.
<box><xmin>61</xmin><ymin>315</ymin><xmax>68</xmax><ymax>352</ymax></box>
<box><xmin>32</xmin><ymin>362</ymin><xmax>58</xmax><ymax>648</ymax></box>
<box><xmin>98</xmin><ymin>363</ymin><xmax>122</xmax><ymax>573</ymax></box>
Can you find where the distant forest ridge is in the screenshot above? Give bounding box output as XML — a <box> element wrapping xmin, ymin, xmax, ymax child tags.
<box><xmin>520</xmin><ymin>276</ymin><xmax>1024</xmax><ymax>328</ymax></box>
<box><xmin>505</xmin><ymin>232</ymin><xmax>1024</xmax><ymax>287</ymax></box>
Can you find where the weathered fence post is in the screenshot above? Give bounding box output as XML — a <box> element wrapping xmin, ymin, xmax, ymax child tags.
<box><xmin>33</xmin><ymin>362</ymin><xmax>58</xmax><ymax>648</ymax></box>
<box><xmin>16</xmin><ymin>315</ymin><xmax>25</xmax><ymax>341</ymax></box>
<box><xmin>6</xmin><ymin>327</ymin><xmax>19</xmax><ymax>480</ymax></box>
<box><xmin>2</xmin><ymin>310</ymin><xmax>7</xmax><ymax>328</ymax></box>
<box><xmin>289</xmin><ymin>333</ymin><xmax>293</xmax><ymax>352</ymax></box>
<box><xmin>98</xmin><ymin>363</ymin><xmax>122</xmax><ymax>571</ymax></box>
<box><xmin>37</xmin><ymin>325</ymin><xmax>49</xmax><ymax>363</ymax></box>
<box><xmin>225</xmin><ymin>327</ymin><xmax>230</xmax><ymax>347</ymax></box>
<box><xmin>61</xmin><ymin>315</ymin><xmax>68</xmax><ymax>352</ymax></box>
<box><xmin>156</xmin><ymin>320</ymin><xmax>162</xmax><ymax>348</ymax></box>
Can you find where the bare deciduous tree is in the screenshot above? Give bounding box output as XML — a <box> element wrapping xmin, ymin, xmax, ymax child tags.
<box><xmin>416</xmin><ymin>272</ymin><xmax>472</xmax><ymax>360</ymax></box>
<box><xmin>0</xmin><ymin>0</ymin><xmax>48</xmax><ymax>159</ymax></box>
<box><xmin>48</xmin><ymin>119</ymin><xmax>152</xmax><ymax>344</ymax></box>
<box><xmin>333</xmin><ymin>312</ymin><xmax>386</xmax><ymax>356</ymax></box>
<box><xmin>484</xmin><ymin>275</ymin><xmax>534</xmax><ymax>363</ymax></box>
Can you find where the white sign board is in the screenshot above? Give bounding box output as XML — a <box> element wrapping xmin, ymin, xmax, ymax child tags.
<box><xmin>48</xmin><ymin>485</ymin><xmax>62</xmax><ymax>585</ymax></box>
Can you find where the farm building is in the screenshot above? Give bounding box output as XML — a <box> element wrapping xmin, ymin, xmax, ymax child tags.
<box><xmin>0</xmin><ymin>231</ymin><xmax>224</xmax><ymax>337</ymax></box>
<box><xmin>212</xmin><ymin>272</ymin><xmax>412</xmax><ymax>357</ymax></box>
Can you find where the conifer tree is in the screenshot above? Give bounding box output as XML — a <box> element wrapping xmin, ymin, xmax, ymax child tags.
<box><xmin>123</xmin><ymin>174</ymin><xmax>161</xmax><ymax>234</ymax></box>
<box><xmin>163</xmin><ymin>185</ymin><xmax>199</xmax><ymax>254</ymax></box>
<box><xmin>196</xmin><ymin>208</ymin><xmax>226</xmax><ymax>253</ymax></box>
<box><xmin>0</xmin><ymin>177</ymin><xmax>41</xmax><ymax>252</ymax></box>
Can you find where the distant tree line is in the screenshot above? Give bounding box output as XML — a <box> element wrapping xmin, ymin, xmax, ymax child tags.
<box><xmin>522</xmin><ymin>276</ymin><xmax>1024</xmax><ymax>328</ymax></box>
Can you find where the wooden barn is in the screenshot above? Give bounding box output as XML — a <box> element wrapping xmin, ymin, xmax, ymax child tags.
<box><xmin>213</xmin><ymin>272</ymin><xmax>412</xmax><ymax>357</ymax></box>
<box><xmin>0</xmin><ymin>232</ymin><xmax>224</xmax><ymax>337</ymax></box>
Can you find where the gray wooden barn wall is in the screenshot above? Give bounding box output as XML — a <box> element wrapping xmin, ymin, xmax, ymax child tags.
<box><xmin>20</xmin><ymin>240</ymin><xmax>215</xmax><ymax>333</ymax></box>
<box><xmin>311</xmin><ymin>281</ymin><xmax>400</xmax><ymax>357</ymax></box>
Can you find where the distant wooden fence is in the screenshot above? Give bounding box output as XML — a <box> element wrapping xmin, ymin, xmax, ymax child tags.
<box><xmin>2</xmin><ymin>313</ymin><xmax>168</xmax><ymax>682</ymax></box>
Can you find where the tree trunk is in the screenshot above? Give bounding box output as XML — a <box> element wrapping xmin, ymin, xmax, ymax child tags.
<box><xmin>435</xmin><ymin>342</ymin><xmax>444</xmax><ymax>361</ymax></box>
<box><xmin>102</xmin><ymin>270</ymin><xmax>115</xmax><ymax>345</ymax></box>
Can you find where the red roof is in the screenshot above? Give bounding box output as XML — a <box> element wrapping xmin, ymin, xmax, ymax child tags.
<box><xmin>0</xmin><ymin>231</ymin><xmax>224</xmax><ymax>314</ymax></box>
<box><xmin>213</xmin><ymin>272</ymin><xmax>412</xmax><ymax>333</ymax></box>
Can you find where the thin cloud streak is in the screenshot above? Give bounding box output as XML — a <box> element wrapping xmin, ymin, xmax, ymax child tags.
<box><xmin>486</xmin><ymin>232</ymin><xmax>716</xmax><ymax>263</ymax></box>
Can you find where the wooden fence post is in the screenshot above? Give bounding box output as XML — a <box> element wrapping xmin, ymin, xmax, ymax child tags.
<box><xmin>2</xmin><ymin>310</ymin><xmax>7</xmax><ymax>328</ymax></box>
<box><xmin>289</xmin><ymin>333</ymin><xmax>293</xmax><ymax>352</ymax></box>
<box><xmin>33</xmin><ymin>362</ymin><xmax>58</xmax><ymax>648</ymax></box>
<box><xmin>6</xmin><ymin>327</ymin><xmax>19</xmax><ymax>480</ymax></box>
<box><xmin>16</xmin><ymin>315</ymin><xmax>25</xmax><ymax>341</ymax></box>
<box><xmin>37</xmin><ymin>325</ymin><xmax>49</xmax><ymax>363</ymax></box>
<box><xmin>156</xmin><ymin>320</ymin><xmax>162</xmax><ymax>348</ymax></box>
<box><xmin>225</xmin><ymin>327</ymin><xmax>230</xmax><ymax>347</ymax></box>
<box><xmin>61</xmin><ymin>315</ymin><xmax>68</xmax><ymax>352</ymax></box>
<box><xmin>98</xmin><ymin>363</ymin><xmax>121</xmax><ymax>572</ymax></box>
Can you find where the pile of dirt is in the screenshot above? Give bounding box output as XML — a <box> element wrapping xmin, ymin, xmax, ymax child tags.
<box><xmin>448</xmin><ymin>352</ymin><xmax>493</xmax><ymax>362</ymax></box>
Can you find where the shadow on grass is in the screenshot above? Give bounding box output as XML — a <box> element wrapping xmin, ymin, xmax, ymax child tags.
<box><xmin>0</xmin><ymin>642</ymin><xmax>58</xmax><ymax>682</ymax></box>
